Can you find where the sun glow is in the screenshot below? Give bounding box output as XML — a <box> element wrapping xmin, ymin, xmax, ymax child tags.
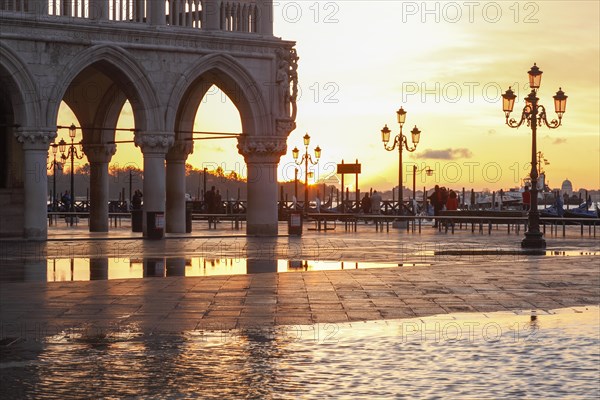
<box><xmin>56</xmin><ymin>1</ymin><xmax>599</xmax><ymax>192</ymax></box>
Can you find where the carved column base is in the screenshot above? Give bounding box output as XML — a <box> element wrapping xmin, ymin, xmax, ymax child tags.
<box><xmin>238</xmin><ymin>136</ymin><xmax>287</xmax><ymax>237</ymax></box>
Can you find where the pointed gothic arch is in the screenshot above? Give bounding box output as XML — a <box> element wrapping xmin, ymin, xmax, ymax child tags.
<box><xmin>47</xmin><ymin>44</ymin><xmax>161</xmax><ymax>134</ymax></box>
<box><xmin>0</xmin><ymin>45</ymin><xmax>41</xmax><ymax>127</ymax></box>
<box><xmin>167</xmin><ymin>53</ymin><xmax>271</xmax><ymax>141</ymax></box>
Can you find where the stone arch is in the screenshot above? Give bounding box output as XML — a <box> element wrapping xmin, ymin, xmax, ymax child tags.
<box><xmin>167</xmin><ymin>53</ymin><xmax>271</xmax><ymax>141</ymax></box>
<box><xmin>91</xmin><ymin>83</ymin><xmax>129</xmax><ymax>144</ymax></box>
<box><xmin>0</xmin><ymin>45</ymin><xmax>42</xmax><ymax>193</ymax></box>
<box><xmin>0</xmin><ymin>45</ymin><xmax>46</xmax><ymax>237</ymax></box>
<box><xmin>46</xmin><ymin>44</ymin><xmax>161</xmax><ymax>134</ymax></box>
<box><xmin>0</xmin><ymin>45</ymin><xmax>41</xmax><ymax>127</ymax></box>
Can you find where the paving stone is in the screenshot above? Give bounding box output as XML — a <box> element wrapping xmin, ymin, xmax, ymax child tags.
<box><xmin>0</xmin><ymin>229</ymin><xmax>598</xmax><ymax>339</ymax></box>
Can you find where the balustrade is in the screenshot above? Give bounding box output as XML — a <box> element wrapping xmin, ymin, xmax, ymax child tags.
<box><xmin>1</xmin><ymin>0</ymin><xmax>262</xmax><ymax>33</ymax></box>
<box><xmin>220</xmin><ymin>0</ymin><xmax>258</xmax><ymax>33</ymax></box>
<box><xmin>166</xmin><ymin>0</ymin><xmax>202</xmax><ymax>28</ymax></box>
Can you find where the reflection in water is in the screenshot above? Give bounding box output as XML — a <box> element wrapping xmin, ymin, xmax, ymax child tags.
<box><xmin>143</xmin><ymin>258</ymin><xmax>165</xmax><ymax>278</ymax></box>
<box><xmin>89</xmin><ymin>257</ymin><xmax>108</xmax><ymax>281</ymax></box>
<box><xmin>2</xmin><ymin>248</ymin><xmax>598</xmax><ymax>283</ymax></box>
<box><xmin>1</xmin><ymin>307</ymin><xmax>597</xmax><ymax>398</ymax></box>
<box><xmin>246</xmin><ymin>258</ymin><xmax>278</xmax><ymax>274</ymax></box>
<box><xmin>166</xmin><ymin>257</ymin><xmax>186</xmax><ymax>277</ymax></box>
<box><xmin>0</xmin><ymin>257</ymin><xmax>408</xmax><ymax>282</ymax></box>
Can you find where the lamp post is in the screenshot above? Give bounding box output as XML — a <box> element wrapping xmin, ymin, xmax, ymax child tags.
<box><xmin>47</xmin><ymin>143</ymin><xmax>64</xmax><ymax>211</ymax></box>
<box><xmin>502</xmin><ymin>63</ymin><xmax>567</xmax><ymax>249</ymax></box>
<box><xmin>294</xmin><ymin>168</ymin><xmax>299</xmax><ymax>202</ymax></box>
<box><xmin>412</xmin><ymin>165</ymin><xmax>434</xmax><ymax>205</ymax></box>
<box><xmin>292</xmin><ymin>133</ymin><xmax>321</xmax><ymax>213</ymax></box>
<box><xmin>58</xmin><ymin>123</ymin><xmax>85</xmax><ymax>226</ymax></box>
<box><xmin>381</xmin><ymin>107</ymin><xmax>422</xmax><ymax>214</ymax></box>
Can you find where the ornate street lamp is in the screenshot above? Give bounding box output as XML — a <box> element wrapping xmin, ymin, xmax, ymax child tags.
<box><xmin>47</xmin><ymin>143</ymin><xmax>64</xmax><ymax>211</ymax></box>
<box><xmin>58</xmin><ymin>123</ymin><xmax>85</xmax><ymax>226</ymax></box>
<box><xmin>381</xmin><ymin>107</ymin><xmax>422</xmax><ymax>214</ymax></box>
<box><xmin>502</xmin><ymin>63</ymin><xmax>567</xmax><ymax>248</ymax></box>
<box><xmin>292</xmin><ymin>133</ymin><xmax>321</xmax><ymax>213</ymax></box>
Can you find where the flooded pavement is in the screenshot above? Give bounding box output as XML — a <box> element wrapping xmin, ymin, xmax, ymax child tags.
<box><xmin>1</xmin><ymin>307</ymin><xmax>598</xmax><ymax>399</ymax></box>
<box><xmin>1</xmin><ymin>228</ymin><xmax>598</xmax><ymax>397</ymax></box>
<box><xmin>0</xmin><ymin>248</ymin><xmax>598</xmax><ymax>283</ymax></box>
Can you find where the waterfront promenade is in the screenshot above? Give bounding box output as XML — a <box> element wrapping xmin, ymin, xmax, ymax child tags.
<box><xmin>1</xmin><ymin>222</ymin><xmax>598</xmax><ymax>337</ymax></box>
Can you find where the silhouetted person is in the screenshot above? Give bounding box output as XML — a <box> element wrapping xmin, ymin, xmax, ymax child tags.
<box><xmin>361</xmin><ymin>193</ymin><xmax>371</xmax><ymax>214</ymax></box>
<box><xmin>215</xmin><ymin>189</ymin><xmax>222</xmax><ymax>213</ymax></box>
<box><xmin>446</xmin><ymin>190</ymin><xmax>458</xmax><ymax>211</ymax></box>
<box><xmin>205</xmin><ymin>186</ymin><xmax>216</xmax><ymax>213</ymax></box>
<box><xmin>522</xmin><ymin>186</ymin><xmax>531</xmax><ymax>211</ymax></box>
<box><xmin>428</xmin><ymin>185</ymin><xmax>443</xmax><ymax>227</ymax></box>
<box><xmin>61</xmin><ymin>191</ymin><xmax>71</xmax><ymax>211</ymax></box>
<box><xmin>132</xmin><ymin>189</ymin><xmax>143</xmax><ymax>210</ymax></box>
<box><xmin>370</xmin><ymin>190</ymin><xmax>382</xmax><ymax>214</ymax></box>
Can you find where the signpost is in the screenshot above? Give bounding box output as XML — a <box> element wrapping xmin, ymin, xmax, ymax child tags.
<box><xmin>337</xmin><ymin>160</ymin><xmax>361</xmax><ymax>212</ymax></box>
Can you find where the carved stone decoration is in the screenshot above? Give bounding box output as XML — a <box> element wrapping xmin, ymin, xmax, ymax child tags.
<box><xmin>166</xmin><ymin>140</ymin><xmax>194</xmax><ymax>161</ymax></box>
<box><xmin>134</xmin><ymin>132</ymin><xmax>175</xmax><ymax>154</ymax></box>
<box><xmin>237</xmin><ymin>135</ymin><xmax>287</xmax><ymax>161</ymax></box>
<box><xmin>275</xmin><ymin>46</ymin><xmax>299</xmax><ymax>121</ymax></box>
<box><xmin>82</xmin><ymin>143</ymin><xmax>117</xmax><ymax>163</ymax></box>
<box><xmin>15</xmin><ymin>128</ymin><xmax>57</xmax><ymax>150</ymax></box>
<box><xmin>276</xmin><ymin>119</ymin><xmax>297</xmax><ymax>138</ymax></box>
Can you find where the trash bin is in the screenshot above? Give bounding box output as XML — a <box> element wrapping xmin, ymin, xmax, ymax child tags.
<box><xmin>147</xmin><ymin>211</ymin><xmax>165</xmax><ymax>239</ymax></box>
<box><xmin>185</xmin><ymin>201</ymin><xmax>193</xmax><ymax>233</ymax></box>
<box><xmin>288</xmin><ymin>211</ymin><xmax>303</xmax><ymax>236</ymax></box>
<box><xmin>131</xmin><ymin>209</ymin><xmax>143</xmax><ymax>232</ymax></box>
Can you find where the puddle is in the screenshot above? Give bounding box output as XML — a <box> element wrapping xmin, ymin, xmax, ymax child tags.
<box><xmin>1</xmin><ymin>248</ymin><xmax>598</xmax><ymax>282</ymax></box>
<box><xmin>545</xmin><ymin>250</ymin><xmax>599</xmax><ymax>257</ymax></box>
<box><xmin>0</xmin><ymin>258</ymin><xmax>406</xmax><ymax>282</ymax></box>
<box><xmin>434</xmin><ymin>250</ymin><xmax>599</xmax><ymax>257</ymax></box>
<box><xmin>1</xmin><ymin>306</ymin><xmax>597</xmax><ymax>398</ymax></box>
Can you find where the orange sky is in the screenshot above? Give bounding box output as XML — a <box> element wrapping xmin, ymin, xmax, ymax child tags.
<box><xmin>57</xmin><ymin>1</ymin><xmax>600</xmax><ymax>192</ymax></box>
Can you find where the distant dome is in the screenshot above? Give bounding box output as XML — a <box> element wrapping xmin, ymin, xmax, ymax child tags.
<box><xmin>561</xmin><ymin>179</ymin><xmax>573</xmax><ymax>195</ymax></box>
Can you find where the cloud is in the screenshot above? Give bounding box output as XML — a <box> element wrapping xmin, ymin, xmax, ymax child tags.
<box><xmin>419</xmin><ymin>148</ymin><xmax>473</xmax><ymax>160</ymax></box>
<box><xmin>553</xmin><ymin>138</ymin><xmax>567</xmax><ymax>145</ymax></box>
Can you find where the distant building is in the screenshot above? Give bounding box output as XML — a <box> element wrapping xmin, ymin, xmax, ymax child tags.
<box><xmin>561</xmin><ymin>179</ymin><xmax>574</xmax><ymax>196</ymax></box>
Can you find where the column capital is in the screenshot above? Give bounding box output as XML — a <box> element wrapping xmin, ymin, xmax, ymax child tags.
<box><xmin>276</xmin><ymin>118</ymin><xmax>297</xmax><ymax>137</ymax></box>
<box><xmin>15</xmin><ymin>127</ymin><xmax>56</xmax><ymax>150</ymax></box>
<box><xmin>166</xmin><ymin>140</ymin><xmax>194</xmax><ymax>162</ymax></box>
<box><xmin>134</xmin><ymin>132</ymin><xmax>174</xmax><ymax>155</ymax></box>
<box><xmin>82</xmin><ymin>143</ymin><xmax>116</xmax><ymax>163</ymax></box>
<box><xmin>237</xmin><ymin>135</ymin><xmax>287</xmax><ymax>163</ymax></box>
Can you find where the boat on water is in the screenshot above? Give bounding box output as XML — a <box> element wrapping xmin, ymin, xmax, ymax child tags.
<box><xmin>540</xmin><ymin>197</ymin><xmax>599</xmax><ymax>220</ymax></box>
<box><xmin>563</xmin><ymin>202</ymin><xmax>599</xmax><ymax>219</ymax></box>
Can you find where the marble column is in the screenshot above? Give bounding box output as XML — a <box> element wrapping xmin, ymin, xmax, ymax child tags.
<box><xmin>237</xmin><ymin>135</ymin><xmax>287</xmax><ymax>236</ymax></box>
<box><xmin>134</xmin><ymin>132</ymin><xmax>174</xmax><ymax>237</ymax></box>
<box><xmin>166</xmin><ymin>141</ymin><xmax>193</xmax><ymax>233</ymax></box>
<box><xmin>83</xmin><ymin>144</ymin><xmax>116</xmax><ymax>232</ymax></box>
<box><xmin>15</xmin><ymin>128</ymin><xmax>56</xmax><ymax>240</ymax></box>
